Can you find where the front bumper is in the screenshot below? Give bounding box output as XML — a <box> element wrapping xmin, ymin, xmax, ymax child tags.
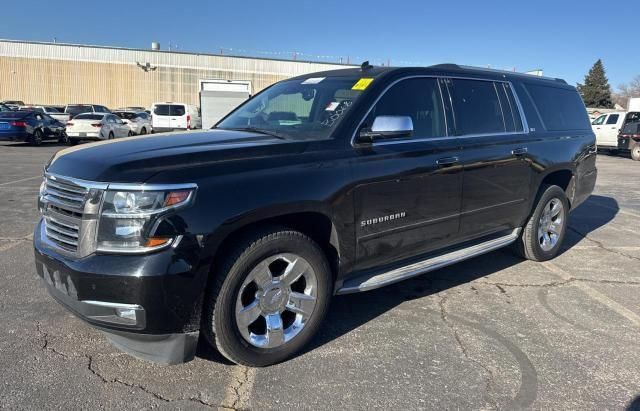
<box><xmin>34</xmin><ymin>220</ymin><xmax>207</xmax><ymax>363</ymax></box>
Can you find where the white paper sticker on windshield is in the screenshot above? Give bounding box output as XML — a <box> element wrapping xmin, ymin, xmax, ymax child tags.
<box><xmin>302</xmin><ymin>77</ymin><xmax>325</xmax><ymax>85</ymax></box>
<box><xmin>325</xmin><ymin>102</ymin><xmax>340</xmax><ymax>111</ymax></box>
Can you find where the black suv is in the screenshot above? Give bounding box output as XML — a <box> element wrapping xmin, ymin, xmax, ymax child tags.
<box><xmin>34</xmin><ymin>64</ymin><xmax>597</xmax><ymax>366</ymax></box>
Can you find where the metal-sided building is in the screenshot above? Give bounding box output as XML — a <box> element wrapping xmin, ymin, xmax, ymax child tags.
<box><xmin>0</xmin><ymin>39</ymin><xmax>351</xmax><ymax>119</ymax></box>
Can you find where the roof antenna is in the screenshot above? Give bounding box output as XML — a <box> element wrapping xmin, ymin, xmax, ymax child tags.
<box><xmin>361</xmin><ymin>60</ymin><xmax>373</xmax><ymax>71</ymax></box>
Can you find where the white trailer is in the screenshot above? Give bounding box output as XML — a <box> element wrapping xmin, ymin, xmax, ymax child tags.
<box><xmin>199</xmin><ymin>79</ymin><xmax>252</xmax><ymax>129</ymax></box>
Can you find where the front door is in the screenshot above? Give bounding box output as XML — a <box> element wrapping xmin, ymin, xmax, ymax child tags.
<box><xmin>351</xmin><ymin>77</ymin><xmax>464</xmax><ymax>271</ymax></box>
<box><xmin>443</xmin><ymin>78</ymin><xmax>531</xmax><ymax>239</ymax></box>
<box><xmin>600</xmin><ymin>113</ymin><xmax>621</xmax><ymax>146</ymax></box>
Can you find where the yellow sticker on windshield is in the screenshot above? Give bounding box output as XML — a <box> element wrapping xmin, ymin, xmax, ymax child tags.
<box><xmin>352</xmin><ymin>78</ymin><xmax>374</xmax><ymax>91</ymax></box>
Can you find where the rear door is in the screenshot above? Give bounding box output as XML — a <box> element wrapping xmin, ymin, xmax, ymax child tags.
<box><xmin>445</xmin><ymin>78</ymin><xmax>531</xmax><ymax>239</ymax></box>
<box><xmin>152</xmin><ymin>104</ymin><xmax>172</xmax><ymax>129</ymax></box>
<box><xmin>170</xmin><ymin>105</ymin><xmax>187</xmax><ymax>129</ymax></box>
<box><xmin>352</xmin><ymin>76</ymin><xmax>464</xmax><ymax>271</ymax></box>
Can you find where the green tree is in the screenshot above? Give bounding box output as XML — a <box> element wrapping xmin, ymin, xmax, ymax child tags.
<box><xmin>577</xmin><ymin>59</ymin><xmax>614</xmax><ymax>108</ymax></box>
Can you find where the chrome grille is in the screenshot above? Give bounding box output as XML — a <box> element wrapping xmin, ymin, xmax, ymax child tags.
<box><xmin>42</xmin><ymin>175</ymin><xmax>89</xmax><ymax>253</ymax></box>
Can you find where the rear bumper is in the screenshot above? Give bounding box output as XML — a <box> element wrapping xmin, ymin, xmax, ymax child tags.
<box><xmin>618</xmin><ymin>136</ymin><xmax>639</xmax><ymax>150</ymax></box>
<box><xmin>0</xmin><ymin>130</ymin><xmax>28</xmax><ymax>141</ymax></box>
<box><xmin>33</xmin><ymin>219</ymin><xmax>206</xmax><ymax>363</ymax></box>
<box><xmin>67</xmin><ymin>132</ymin><xmax>102</xmax><ymax>140</ymax></box>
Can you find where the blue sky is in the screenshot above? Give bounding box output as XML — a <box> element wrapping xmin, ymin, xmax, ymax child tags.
<box><xmin>1</xmin><ymin>0</ymin><xmax>635</xmax><ymax>88</ymax></box>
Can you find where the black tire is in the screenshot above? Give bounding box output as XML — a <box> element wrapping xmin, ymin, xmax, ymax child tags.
<box><xmin>608</xmin><ymin>148</ymin><xmax>619</xmax><ymax>156</ymax></box>
<box><xmin>140</xmin><ymin>127</ymin><xmax>147</xmax><ymax>135</ymax></box>
<box><xmin>69</xmin><ymin>139</ymin><xmax>78</xmax><ymax>146</ymax></box>
<box><xmin>31</xmin><ymin>129</ymin><xmax>43</xmax><ymax>146</ymax></box>
<box><xmin>631</xmin><ymin>144</ymin><xmax>640</xmax><ymax>161</ymax></box>
<box><xmin>128</xmin><ymin>131</ymin><xmax>134</xmax><ymax>137</ymax></box>
<box><xmin>201</xmin><ymin>228</ymin><xmax>333</xmax><ymax>366</ymax></box>
<box><xmin>58</xmin><ymin>131</ymin><xmax>69</xmax><ymax>144</ymax></box>
<box><xmin>108</xmin><ymin>132</ymin><xmax>114</xmax><ymax>140</ymax></box>
<box><xmin>514</xmin><ymin>184</ymin><xmax>569</xmax><ymax>262</ymax></box>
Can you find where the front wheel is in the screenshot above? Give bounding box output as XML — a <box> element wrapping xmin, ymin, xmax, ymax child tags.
<box><xmin>201</xmin><ymin>229</ymin><xmax>332</xmax><ymax>366</ymax></box>
<box><xmin>58</xmin><ymin>131</ymin><xmax>69</xmax><ymax>144</ymax></box>
<box><xmin>514</xmin><ymin>184</ymin><xmax>569</xmax><ymax>261</ymax></box>
<box><xmin>30</xmin><ymin>129</ymin><xmax>43</xmax><ymax>146</ymax></box>
<box><xmin>631</xmin><ymin>144</ymin><xmax>640</xmax><ymax>161</ymax></box>
<box><xmin>108</xmin><ymin>132</ymin><xmax>114</xmax><ymax>140</ymax></box>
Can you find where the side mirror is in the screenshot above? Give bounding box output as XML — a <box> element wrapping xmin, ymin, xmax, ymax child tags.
<box><xmin>358</xmin><ymin>115</ymin><xmax>413</xmax><ymax>143</ymax></box>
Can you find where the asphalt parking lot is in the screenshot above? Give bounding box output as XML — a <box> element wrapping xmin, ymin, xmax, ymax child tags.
<box><xmin>0</xmin><ymin>141</ymin><xmax>639</xmax><ymax>410</ymax></box>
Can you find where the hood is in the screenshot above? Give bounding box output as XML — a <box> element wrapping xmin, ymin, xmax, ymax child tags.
<box><xmin>46</xmin><ymin>129</ymin><xmax>306</xmax><ymax>182</ymax></box>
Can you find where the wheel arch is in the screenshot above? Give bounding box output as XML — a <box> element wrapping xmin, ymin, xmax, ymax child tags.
<box><xmin>207</xmin><ymin>209</ymin><xmax>342</xmax><ymax>288</ymax></box>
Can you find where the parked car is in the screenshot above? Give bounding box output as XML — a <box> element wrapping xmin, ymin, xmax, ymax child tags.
<box><xmin>19</xmin><ymin>105</ymin><xmax>70</xmax><ymax>123</ymax></box>
<box><xmin>116</xmin><ymin>106</ymin><xmax>147</xmax><ymax>112</ymax></box>
<box><xmin>66</xmin><ymin>113</ymin><xmax>131</xmax><ymax>144</ymax></box>
<box><xmin>617</xmin><ymin>121</ymin><xmax>640</xmax><ymax>160</ymax></box>
<box><xmin>35</xmin><ymin>65</ymin><xmax>597</xmax><ymax>367</ymax></box>
<box><xmin>0</xmin><ymin>103</ymin><xmax>13</xmax><ymax>112</ymax></box>
<box><xmin>591</xmin><ymin>110</ymin><xmax>640</xmax><ymax>151</ymax></box>
<box><xmin>64</xmin><ymin>104</ymin><xmax>111</xmax><ymax>119</ymax></box>
<box><xmin>1</xmin><ymin>100</ymin><xmax>25</xmax><ymax>110</ymax></box>
<box><xmin>151</xmin><ymin>102</ymin><xmax>201</xmax><ymax>132</ymax></box>
<box><xmin>0</xmin><ymin>110</ymin><xmax>66</xmax><ymax>145</ymax></box>
<box><xmin>113</xmin><ymin>110</ymin><xmax>153</xmax><ymax>135</ymax></box>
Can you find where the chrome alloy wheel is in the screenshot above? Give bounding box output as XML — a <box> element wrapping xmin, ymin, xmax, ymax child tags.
<box><xmin>235</xmin><ymin>253</ymin><xmax>318</xmax><ymax>349</ymax></box>
<box><xmin>538</xmin><ymin>198</ymin><xmax>564</xmax><ymax>251</ymax></box>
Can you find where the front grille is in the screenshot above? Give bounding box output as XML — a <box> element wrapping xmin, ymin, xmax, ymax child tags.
<box><xmin>42</xmin><ymin>175</ymin><xmax>89</xmax><ymax>253</ymax></box>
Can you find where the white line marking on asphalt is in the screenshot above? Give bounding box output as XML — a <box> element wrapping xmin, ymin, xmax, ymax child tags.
<box><xmin>543</xmin><ymin>262</ymin><xmax>640</xmax><ymax>327</ymax></box>
<box><xmin>0</xmin><ymin>175</ymin><xmax>41</xmax><ymax>186</ymax></box>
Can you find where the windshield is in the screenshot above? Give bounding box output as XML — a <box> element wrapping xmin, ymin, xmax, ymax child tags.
<box><xmin>74</xmin><ymin>113</ymin><xmax>104</xmax><ymax>120</ymax></box>
<box><xmin>216</xmin><ymin>76</ymin><xmax>368</xmax><ymax>140</ymax></box>
<box><xmin>66</xmin><ymin>105</ymin><xmax>93</xmax><ymax>116</ymax></box>
<box><xmin>114</xmin><ymin>111</ymin><xmax>136</xmax><ymax>120</ymax></box>
<box><xmin>0</xmin><ymin>112</ymin><xmax>28</xmax><ymax>119</ymax></box>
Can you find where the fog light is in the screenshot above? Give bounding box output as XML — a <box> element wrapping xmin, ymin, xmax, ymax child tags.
<box><xmin>115</xmin><ymin>308</ymin><xmax>137</xmax><ymax>321</ymax></box>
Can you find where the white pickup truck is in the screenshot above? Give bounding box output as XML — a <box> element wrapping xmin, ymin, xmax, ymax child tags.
<box><xmin>592</xmin><ymin>98</ymin><xmax>640</xmax><ymax>151</ymax></box>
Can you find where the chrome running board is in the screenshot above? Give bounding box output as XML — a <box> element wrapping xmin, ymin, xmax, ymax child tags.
<box><xmin>336</xmin><ymin>228</ymin><xmax>521</xmax><ymax>294</ymax></box>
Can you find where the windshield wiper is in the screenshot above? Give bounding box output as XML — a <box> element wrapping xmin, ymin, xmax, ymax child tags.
<box><xmin>216</xmin><ymin>127</ymin><xmax>288</xmax><ymax>140</ymax></box>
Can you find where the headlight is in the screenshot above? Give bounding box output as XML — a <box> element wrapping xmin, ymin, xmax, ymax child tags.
<box><xmin>96</xmin><ymin>187</ymin><xmax>195</xmax><ymax>253</ymax></box>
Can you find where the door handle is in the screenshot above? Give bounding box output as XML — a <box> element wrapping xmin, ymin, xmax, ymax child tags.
<box><xmin>436</xmin><ymin>156</ymin><xmax>459</xmax><ymax>167</ymax></box>
<box><xmin>512</xmin><ymin>147</ymin><xmax>528</xmax><ymax>156</ymax></box>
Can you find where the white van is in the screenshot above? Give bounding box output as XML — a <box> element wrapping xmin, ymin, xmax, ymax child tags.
<box><xmin>151</xmin><ymin>102</ymin><xmax>202</xmax><ymax>133</ymax></box>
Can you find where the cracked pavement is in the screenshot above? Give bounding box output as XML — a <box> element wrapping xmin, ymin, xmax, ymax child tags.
<box><xmin>1</xmin><ymin>142</ymin><xmax>639</xmax><ymax>409</ymax></box>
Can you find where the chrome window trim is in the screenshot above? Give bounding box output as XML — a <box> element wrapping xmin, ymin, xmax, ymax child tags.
<box><xmin>350</xmin><ymin>75</ymin><xmax>530</xmax><ymax>148</ymax></box>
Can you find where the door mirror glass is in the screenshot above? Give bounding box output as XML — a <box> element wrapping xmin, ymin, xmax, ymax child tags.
<box><xmin>359</xmin><ymin>115</ymin><xmax>414</xmax><ymax>142</ymax></box>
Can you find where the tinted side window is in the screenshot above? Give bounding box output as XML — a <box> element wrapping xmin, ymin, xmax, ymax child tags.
<box><xmin>524</xmin><ymin>84</ymin><xmax>590</xmax><ymax>131</ymax></box>
<box><xmin>606</xmin><ymin>114</ymin><xmax>619</xmax><ymax>125</ymax></box>
<box><xmin>364</xmin><ymin>78</ymin><xmax>445</xmax><ymax>138</ymax></box>
<box><xmin>154</xmin><ymin>105</ymin><xmax>171</xmax><ymax>116</ymax></box>
<box><xmin>171</xmin><ymin>105</ymin><xmax>186</xmax><ymax>116</ymax></box>
<box><xmin>447</xmin><ymin>79</ymin><xmax>505</xmax><ymax>135</ymax></box>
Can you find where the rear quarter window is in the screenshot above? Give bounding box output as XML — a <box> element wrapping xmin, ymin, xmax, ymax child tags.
<box><xmin>523</xmin><ymin>84</ymin><xmax>590</xmax><ymax>131</ymax></box>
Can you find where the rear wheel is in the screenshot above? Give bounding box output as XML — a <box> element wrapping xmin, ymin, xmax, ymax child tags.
<box><xmin>631</xmin><ymin>144</ymin><xmax>640</xmax><ymax>161</ymax></box>
<box><xmin>201</xmin><ymin>228</ymin><xmax>332</xmax><ymax>366</ymax></box>
<box><xmin>30</xmin><ymin>129</ymin><xmax>43</xmax><ymax>146</ymax></box>
<box><xmin>514</xmin><ymin>184</ymin><xmax>568</xmax><ymax>261</ymax></box>
<box><xmin>140</xmin><ymin>127</ymin><xmax>147</xmax><ymax>135</ymax></box>
<box><xmin>108</xmin><ymin>132</ymin><xmax>114</xmax><ymax>140</ymax></box>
